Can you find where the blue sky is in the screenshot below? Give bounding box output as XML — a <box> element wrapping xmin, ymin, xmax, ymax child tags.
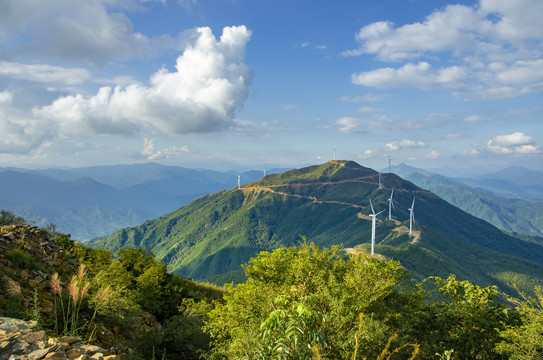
<box><xmin>0</xmin><ymin>0</ymin><xmax>542</xmax><ymax>173</ymax></box>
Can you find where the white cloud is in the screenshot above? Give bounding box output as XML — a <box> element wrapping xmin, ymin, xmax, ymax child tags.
<box><xmin>489</xmin><ymin>132</ymin><xmax>533</xmax><ymax>146</ymax></box>
<box><xmin>0</xmin><ymin>92</ymin><xmax>56</xmax><ymax>154</ymax></box>
<box><xmin>486</xmin><ymin>132</ymin><xmax>540</xmax><ymax>154</ymax></box>
<box><xmin>358</xmin><ymin>106</ymin><xmax>383</xmax><ymax>113</ymax></box>
<box><xmin>358</xmin><ymin>149</ymin><xmax>376</xmax><ymax>159</ymax></box>
<box><xmin>352</xmin><ymin>62</ymin><xmax>470</xmax><ymax>91</ymax></box>
<box><xmin>515</xmin><ymin>144</ymin><xmax>540</xmax><ymax>154</ymax></box>
<box><xmin>0</xmin><ymin>91</ymin><xmax>13</xmax><ymax>104</ymax></box>
<box><xmin>0</xmin><ymin>0</ymin><xmax>150</xmax><ymax>65</ymax></box>
<box><xmin>347</xmin><ymin>0</ymin><xmax>543</xmax><ymax>100</ymax></box>
<box><xmin>142</xmin><ymin>137</ymin><xmax>189</xmax><ymax>160</ymax></box>
<box><xmin>339</xmin><ymin>94</ymin><xmax>385</xmax><ymax>103</ymax></box>
<box><xmin>384</xmin><ymin>139</ymin><xmax>425</xmax><ymax>151</ymax></box>
<box><xmin>35</xmin><ymin>26</ymin><xmax>253</xmax><ymax>136</ymax></box>
<box><xmin>446</xmin><ymin>133</ymin><xmax>462</xmax><ymax>139</ymax></box>
<box><xmin>335</xmin><ymin>117</ymin><xmax>363</xmax><ymax>133</ymax></box>
<box><xmin>464</xmin><ymin>114</ymin><xmax>482</xmax><ymax>122</ymax></box>
<box><xmin>0</xmin><ymin>61</ymin><xmax>91</xmax><ymax>85</ymax></box>
<box><xmin>425</xmin><ymin>150</ymin><xmax>440</xmax><ymax>159</ymax></box>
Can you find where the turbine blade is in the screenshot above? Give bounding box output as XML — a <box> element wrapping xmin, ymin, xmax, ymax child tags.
<box><xmin>377</xmin><ymin>209</ymin><xmax>386</xmax><ymax>216</ymax></box>
<box><xmin>369</xmin><ymin>198</ymin><xmax>375</xmax><ymax>214</ymax></box>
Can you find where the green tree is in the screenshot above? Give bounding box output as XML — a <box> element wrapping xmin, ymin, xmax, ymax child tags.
<box><xmin>255</xmin><ymin>297</ymin><xmax>325</xmax><ymax>360</ymax></box>
<box><xmin>0</xmin><ymin>209</ymin><xmax>25</xmax><ymax>225</ymax></box>
<box><xmin>205</xmin><ymin>241</ymin><xmax>408</xmax><ymax>359</ymax></box>
<box><xmin>495</xmin><ymin>286</ymin><xmax>543</xmax><ymax>360</ymax></box>
<box><xmin>425</xmin><ymin>275</ymin><xmax>512</xmax><ymax>360</ymax></box>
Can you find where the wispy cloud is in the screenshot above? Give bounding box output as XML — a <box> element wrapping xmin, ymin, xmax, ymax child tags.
<box><xmin>346</xmin><ymin>0</ymin><xmax>543</xmax><ymax>100</ymax></box>
<box><xmin>425</xmin><ymin>150</ymin><xmax>440</xmax><ymax>159</ymax></box>
<box><xmin>0</xmin><ymin>62</ymin><xmax>91</xmax><ymax>85</ymax></box>
<box><xmin>0</xmin><ymin>0</ymin><xmax>151</xmax><ymax>66</ymax></box>
<box><xmin>358</xmin><ymin>149</ymin><xmax>376</xmax><ymax>159</ymax></box>
<box><xmin>142</xmin><ymin>138</ymin><xmax>189</xmax><ymax>160</ymax></box>
<box><xmin>384</xmin><ymin>139</ymin><xmax>425</xmax><ymax>151</ymax></box>
<box><xmin>340</xmin><ymin>94</ymin><xmax>386</xmax><ymax>103</ymax></box>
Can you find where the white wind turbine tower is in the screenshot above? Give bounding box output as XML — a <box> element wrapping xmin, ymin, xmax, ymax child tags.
<box><xmin>409</xmin><ymin>197</ymin><xmax>416</xmax><ymax>235</ymax></box>
<box><xmin>236</xmin><ymin>171</ymin><xmax>241</xmax><ymax>189</ymax></box>
<box><xmin>263</xmin><ymin>167</ymin><xmax>267</xmax><ymax>178</ymax></box>
<box><xmin>387</xmin><ymin>187</ymin><xmax>395</xmax><ymax>220</ymax></box>
<box><xmin>385</xmin><ymin>153</ymin><xmax>393</xmax><ymax>173</ymax></box>
<box><xmin>369</xmin><ymin>199</ymin><xmax>386</xmax><ymax>256</ymax></box>
<box><xmin>378</xmin><ymin>172</ymin><xmax>383</xmax><ymax>189</ymax></box>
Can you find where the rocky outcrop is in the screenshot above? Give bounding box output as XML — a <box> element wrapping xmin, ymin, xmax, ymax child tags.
<box><xmin>0</xmin><ymin>318</ymin><xmax>120</xmax><ymax>360</ymax></box>
<box><xmin>0</xmin><ymin>225</ymin><xmax>76</xmax><ymax>319</ymax></box>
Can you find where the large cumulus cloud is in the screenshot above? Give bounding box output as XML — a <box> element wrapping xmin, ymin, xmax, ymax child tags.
<box><xmin>36</xmin><ymin>26</ymin><xmax>254</xmax><ymax>136</ymax></box>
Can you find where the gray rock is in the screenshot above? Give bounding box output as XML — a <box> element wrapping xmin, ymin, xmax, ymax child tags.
<box><xmin>22</xmin><ymin>331</ymin><xmax>47</xmax><ymax>344</ymax></box>
<box><xmin>27</xmin><ymin>347</ymin><xmax>52</xmax><ymax>360</ymax></box>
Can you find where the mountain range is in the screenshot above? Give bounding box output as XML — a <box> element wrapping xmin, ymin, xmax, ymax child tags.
<box><xmin>89</xmin><ymin>161</ymin><xmax>543</xmax><ymax>295</ymax></box>
<box><xmin>0</xmin><ymin>163</ymin><xmax>282</xmax><ymax>240</ymax></box>
<box><xmin>391</xmin><ymin>163</ymin><xmax>543</xmax><ymax>238</ymax></box>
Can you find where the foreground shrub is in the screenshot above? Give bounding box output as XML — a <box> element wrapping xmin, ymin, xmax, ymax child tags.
<box><xmin>205</xmin><ymin>241</ymin><xmax>408</xmax><ymax>359</ymax></box>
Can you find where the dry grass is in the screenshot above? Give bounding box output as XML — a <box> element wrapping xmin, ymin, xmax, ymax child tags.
<box><xmin>7</xmin><ymin>277</ymin><xmax>22</xmax><ymax>298</ymax></box>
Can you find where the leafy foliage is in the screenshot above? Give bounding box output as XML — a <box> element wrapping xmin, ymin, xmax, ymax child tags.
<box><xmin>424</xmin><ymin>275</ymin><xmax>514</xmax><ymax>359</ymax></box>
<box><xmin>205</xmin><ymin>241</ymin><xmax>409</xmax><ymax>359</ymax></box>
<box><xmin>0</xmin><ymin>209</ymin><xmax>26</xmax><ymax>225</ymax></box>
<box><xmin>496</xmin><ymin>286</ymin><xmax>543</xmax><ymax>359</ymax></box>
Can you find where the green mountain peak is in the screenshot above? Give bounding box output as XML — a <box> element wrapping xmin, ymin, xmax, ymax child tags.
<box><xmin>90</xmin><ymin>161</ymin><xmax>543</xmax><ymax>295</ymax></box>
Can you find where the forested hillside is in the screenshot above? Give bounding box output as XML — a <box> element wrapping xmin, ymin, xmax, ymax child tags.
<box><xmin>91</xmin><ymin>161</ymin><xmax>543</xmax><ymax>295</ymax></box>
<box><xmin>2</xmin><ymin>212</ymin><xmax>541</xmax><ymax>360</ymax></box>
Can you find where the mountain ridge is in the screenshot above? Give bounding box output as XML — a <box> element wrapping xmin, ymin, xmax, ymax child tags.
<box><xmin>90</xmin><ymin>160</ymin><xmax>543</xmax><ymax>294</ymax></box>
<box><xmin>0</xmin><ymin>164</ymin><xmax>286</xmax><ymax>240</ymax></box>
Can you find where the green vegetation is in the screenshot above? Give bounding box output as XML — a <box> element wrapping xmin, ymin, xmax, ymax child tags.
<box><xmin>204</xmin><ymin>241</ymin><xmax>532</xmax><ymax>360</ymax></box>
<box><xmin>405</xmin><ymin>172</ymin><xmax>543</xmax><ymax>238</ymax></box>
<box><xmin>0</xmin><ymin>215</ymin><xmax>223</xmax><ymax>359</ymax></box>
<box><xmin>2</xmin><ymin>214</ymin><xmax>543</xmax><ymax>359</ymax></box>
<box><xmin>90</xmin><ymin>161</ymin><xmax>543</xmax><ymax>297</ymax></box>
<box><xmin>0</xmin><ymin>209</ymin><xmax>26</xmax><ymax>225</ymax></box>
<box><xmin>495</xmin><ymin>286</ymin><xmax>543</xmax><ymax>359</ymax></box>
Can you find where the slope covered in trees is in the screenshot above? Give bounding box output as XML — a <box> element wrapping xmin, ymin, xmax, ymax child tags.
<box><xmin>2</xmin><ymin>213</ymin><xmax>542</xmax><ymax>359</ymax></box>
<box><xmin>90</xmin><ymin>161</ymin><xmax>543</xmax><ymax>295</ymax></box>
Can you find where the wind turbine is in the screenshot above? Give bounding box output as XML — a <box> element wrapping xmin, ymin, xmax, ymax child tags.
<box><xmin>378</xmin><ymin>172</ymin><xmax>383</xmax><ymax>189</ymax></box>
<box><xmin>263</xmin><ymin>167</ymin><xmax>267</xmax><ymax>178</ymax></box>
<box><xmin>236</xmin><ymin>171</ymin><xmax>241</xmax><ymax>189</ymax></box>
<box><xmin>409</xmin><ymin>197</ymin><xmax>416</xmax><ymax>235</ymax></box>
<box><xmin>385</xmin><ymin>153</ymin><xmax>393</xmax><ymax>173</ymax></box>
<box><xmin>369</xmin><ymin>199</ymin><xmax>386</xmax><ymax>256</ymax></box>
<box><xmin>387</xmin><ymin>187</ymin><xmax>395</xmax><ymax>220</ymax></box>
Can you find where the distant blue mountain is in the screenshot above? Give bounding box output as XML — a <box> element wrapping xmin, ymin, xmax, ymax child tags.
<box><xmin>390</xmin><ymin>163</ymin><xmax>543</xmax><ymax>238</ymax></box>
<box><xmin>0</xmin><ymin>164</ymin><xmax>286</xmax><ymax>240</ymax></box>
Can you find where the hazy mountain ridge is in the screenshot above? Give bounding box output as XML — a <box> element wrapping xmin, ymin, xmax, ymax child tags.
<box><xmin>391</xmin><ymin>164</ymin><xmax>543</xmax><ymax>237</ymax></box>
<box><xmin>0</xmin><ymin>164</ymin><xmax>285</xmax><ymax>240</ymax></box>
<box><xmin>90</xmin><ymin>161</ymin><xmax>543</xmax><ymax>295</ymax></box>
